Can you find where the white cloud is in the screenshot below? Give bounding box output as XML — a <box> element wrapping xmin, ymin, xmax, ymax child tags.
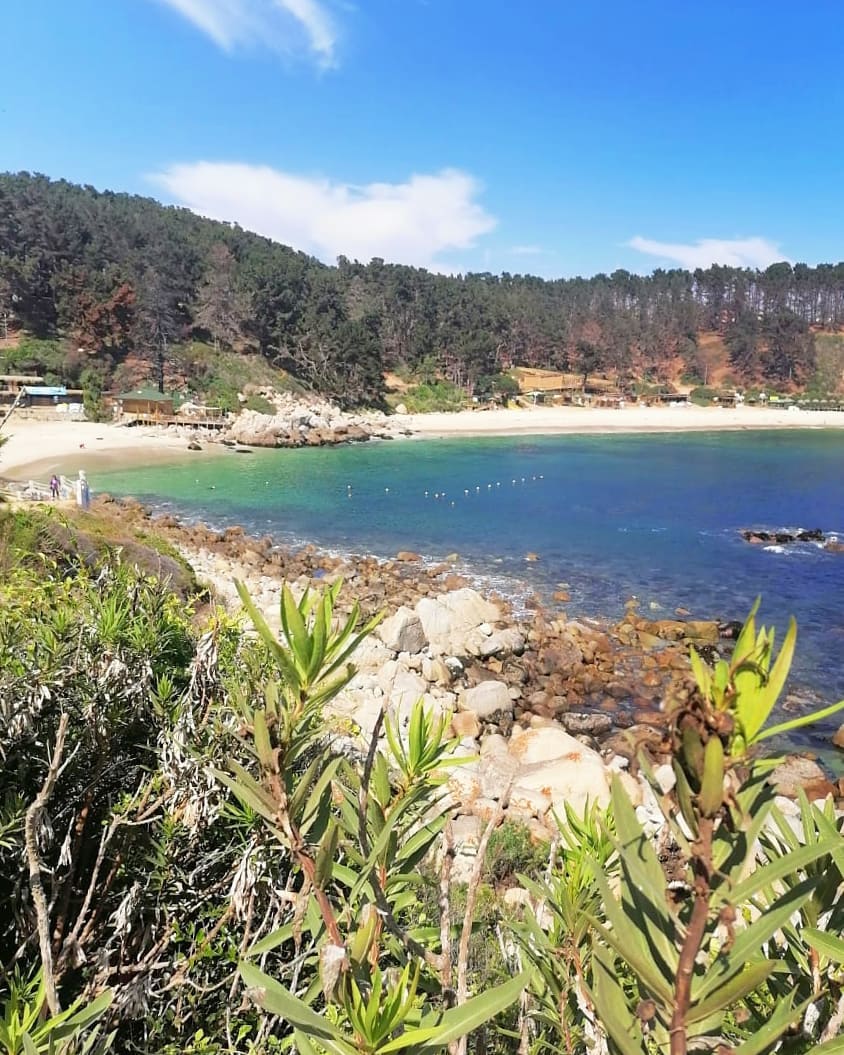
<box><xmin>628</xmin><ymin>235</ymin><xmax>788</xmax><ymax>270</ymax></box>
<box><xmin>153</xmin><ymin>0</ymin><xmax>339</xmax><ymax>67</ymax></box>
<box><xmin>152</xmin><ymin>161</ymin><xmax>497</xmax><ymax>269</ymax></box>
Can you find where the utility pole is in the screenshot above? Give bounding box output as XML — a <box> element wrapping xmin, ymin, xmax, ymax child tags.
<box><xmin>157</xmin><ymin>337</ymin><xmax>166</xmax><ymax>394</ymax></box>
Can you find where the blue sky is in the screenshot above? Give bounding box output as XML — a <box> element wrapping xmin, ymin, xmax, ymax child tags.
<box><xmin>4</xmin><ymin>0</ymin><xmax>844</xmax><ymax>277</ymax></box>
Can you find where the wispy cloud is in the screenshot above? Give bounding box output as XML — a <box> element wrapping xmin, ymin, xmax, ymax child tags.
<box><xmin>628</xmin><ymin>235</ymin><xmax>788</xmax><ymax>270</ymax></box>
<box><xmin>510</xmin><ymin>244</ymin><xmax>543</xmax><ymax>256</ymax></box>
<box><xmin>152</xmin><ymin>161</ymin><xmax>497</xmax><ymax>269</ymax></box>
<box><xmin>153</xmin><ymin>0</ymin><xmax>339</xmax><ymax>67</ymax></box>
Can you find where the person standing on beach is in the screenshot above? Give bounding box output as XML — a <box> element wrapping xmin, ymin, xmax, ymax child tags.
<box><xmin>49</xmin><ymin>474</ymin><xmax>60</xmax><ymax>499</ymax></box>
<box><xmin>75</xmin><ymin>470</ymin><xmax>90</xmax><ymax>510</ymax></box>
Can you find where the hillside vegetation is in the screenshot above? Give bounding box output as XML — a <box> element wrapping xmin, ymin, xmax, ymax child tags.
<box><xmin>2</xmin><ymin>172</ymin><xmax>844</xmax><ymax>406</ymax></box>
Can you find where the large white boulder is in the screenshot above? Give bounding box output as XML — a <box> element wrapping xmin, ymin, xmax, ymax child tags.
<box><xmin>377</xmin><ymin>606</ymin><xmax>428</xmax><ymax>654</ymax></box>
<box><xmin>459</xmin><ymin>680</ymin><xmax>513</xmax><ymax>719</ymax></box>
<box><xmin>508</xmin><ymin>723</ymin><xmax>611</xmax><ymax>813</ymax></box>
<box><xmin>416</xmin><ymin>588</ymin><xmax>501</xmax><ymax>655</ymax></box>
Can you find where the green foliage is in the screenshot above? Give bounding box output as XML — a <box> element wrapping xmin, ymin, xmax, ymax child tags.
<box><xmin>580</xmin><ymin>603</ymin><xmax>844</xmax><ymax>1055</ymax></box>
<box><xmin>401</xmin><ymin>381</ymin><xmax>465</xmax><ymax>413</ymax></box>
<box><xmin>483</xmin><ymin>821</ymin><xmax>548</xmax><ymax>885</ymax></box>
<box><xmin>214</xmin><ymin>581</ymin><xmax>525</xmax><ymax>1054</ymax></box>
<box><xmin>512</xmin><ymin>802</ymin><xmax>616</xmax><ymax>1053</ymax></box>
<box><xmin>474</xmin><ymin>373</ymin><xmax>520</xmax><ymax>404</ymax></box>
<box><xmin>0</xmin><ymin>972</ymin><xmax>112</xmax><ymax>1055</ymax></box>
<box><xmin>688</xmin><ymin>385</ymin><xmax>718</xmax><ymax>405</ymax></box>
<box><xmin>0</xmin><ymin>338</ymin><xmax>69</xmax><ymax>381</ymax></box>
<box><xmin>243</xmin><ymin>393</ymin><xmax>275</xmax><ymax>414</ymax></box>
<box><xmin>5</xmin><ymin>491</ymin><xmax>844</xmax><ymax>1055</ymax></box>
<box><xmin>3</xmin><ymin>173</ymin><xmax>841</xmax><ymax>400</ymax></box>
<box><xmin>687</xmin><ymin>598</ymin><xmax>844</xmax><ymax>757</ymax></box>
<box><xmin>80</xmin><ymin>365</ymin><xmax>108</xmax><ymax>422</ymax></box>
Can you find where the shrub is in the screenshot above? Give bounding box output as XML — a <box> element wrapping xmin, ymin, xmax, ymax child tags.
<box><xmin>243</xmin><ymin>393</ymin><xmax>275</xmax><ymax>415</ymax></box>
<box><xmin>484</xmin><ymin>821</ymin><xmax>548</xmax><ymax>885</ymax></box>
<box><xmin>688</xmin><ymin>385</ymin><xmax>718</xmax><ymax>405</ymax></box>
<box><xmin>402</xmin><ymin>380</ymin><xmax>465</xmax><ymax>413</ymax></box>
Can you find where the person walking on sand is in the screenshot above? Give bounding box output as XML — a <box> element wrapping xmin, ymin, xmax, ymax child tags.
<box><xmin>49</xmin><ymin>474</ymin><xmax>60</xmax><ymax>500</ymax></box>
<box><xmin>75</xmin><ymin>470</ymin><xmax>90</xmax><ymax>510</ymax></box>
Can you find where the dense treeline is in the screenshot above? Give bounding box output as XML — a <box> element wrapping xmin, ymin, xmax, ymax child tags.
<box><xmin>2</xmin><ymin>171</ymin><xmax>844</xmax><ymax>403</ymax></box>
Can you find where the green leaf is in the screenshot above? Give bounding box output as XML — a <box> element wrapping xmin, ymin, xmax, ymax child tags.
<box><xmin>698</xmin><ymin>880</ymin><xmax>816</xmax><ymax>1000</ymax></box>
<box><xmin>239</xmin><ymin>962</ymin><xmax>356</xmax><ymax>1055</ymax></box>
<box><xmin>589</xmin><ymin>948</ymin><xmax>646</xmax><ymax>1055</ymax></box>
<box><xmin>213</xmin><ymin>764</ymin><xmax>279</xmax><ymax>826</ymax></box>
<box><xmin>245</xmin><ymin>923</ymin><xmax>294</xmax><ymax>957</ymax></box>
<box><xmin>813</xmin><ymin>1036</ymin><xmax>844</xmax><ymax>1055</ymax></box>
<box><xmin>755</xmin><ymin>696</ymin><xmax>844</xmax><ymax>744</ymax></box>
<box><xmin>281</xmin><ymin>584</ymin><xmax>310</xmax><ymax>672</ymax></box>
<box><xmin>62</xmin><ymin>988</ymin><xmax>113</xmax><ymax>1029</ymax></box>
<box><xmin>802</xmin><ymin>927</ymin><xmax>844</xmax><ymax>963</ymax></box>
<box><xmin>253</xmin><ymin>709</ymin><xmax>273</xmax><ymax>770</ymax></box>
<box><xmin>723</xmin><ymin>837</ymin><xmax>841</xmax><ymax>906</ymax></box>
<box><xmin>381</xmin><ymin>973</ymin><xmax>527</xmax><ymax>1054</ymax></box>
<box><xmin>751</xmin><ymin>617</ymin><xmax>797</xmax><ymax>736</ymax></box>
<box><xmin>305</xmin><ymin>595</ymin><xmax>329</xmax><ymax>682</ymax></box>
<box><xmin>293</xmin><ymin>1028</ymin><xmax>321</xmax><ymax>1055</ymax></box>
<box><xmin>731</xmin><ymin>995</ymin><xmax>811</xmax><ymax>1055</ymax></box>
<box><xmin>689</xmin><ymin>960</ymin><xmax>775</xmax><ymax>1022</ymax></box>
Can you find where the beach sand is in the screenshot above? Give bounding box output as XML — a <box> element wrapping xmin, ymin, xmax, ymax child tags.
<box><xmin>0</xmin><ymin>419</ymin><xmax>206</xmax><ymax>481</ymax></box>
<box><xmin>1</xmin><ymin>405</ymin><xmax>842</xmax><ymax>482</ymax></box>
<box><xmin>403</xmin><ymin>403</ymin><xmax>844</xmax><ymax>437</ymax></box>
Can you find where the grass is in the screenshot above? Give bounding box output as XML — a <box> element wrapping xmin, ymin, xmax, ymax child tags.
<box><xmin>0</xmin><ymin>505</ymin><xmax>198</xmax><ymax>597</ymax></box>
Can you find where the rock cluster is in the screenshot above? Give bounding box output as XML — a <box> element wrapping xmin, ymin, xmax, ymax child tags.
<box><xmin>741</xmin><ymin>528</ymin><xmax>843</xmax><ymax>553</ymax></box>
<box><xmin>220</xmin><ymin>395</ymin><xmax>410</xmax><ymax>448</ymax></box>
<box><xmin>91</xmin><ymin>495</ymin><xmax>844</xmax><ymax>866</ymax></box>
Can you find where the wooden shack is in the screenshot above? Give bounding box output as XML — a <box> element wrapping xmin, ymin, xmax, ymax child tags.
<box><xmin>22</xmin><ymin>385</ymin><xmax>84</xmax><ymax>408</ymax></box>
<box><xmin>117</xmin><ymin>387</ymin><xmax>175</xmax><ymax>418</ymax></box>
<box><xmin>0</xmin><ymin>374</ymin><xmax>44</xmax><ymax>405</ymax></box>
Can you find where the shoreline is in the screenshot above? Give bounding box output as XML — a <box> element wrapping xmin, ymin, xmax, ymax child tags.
<box><xmin>0</xmin><ymin>419</ymin><xmax>216</xmax><ymax>481</ymax></box>
<box><xmin>1</xmin><ymin>405</ymin><xmax>843</xmax><ymax>481</ymax></box>
<box><xmin>401</xmin><ymin>403</ymin><xmax>844</xmax><ymax>437</ymax></box>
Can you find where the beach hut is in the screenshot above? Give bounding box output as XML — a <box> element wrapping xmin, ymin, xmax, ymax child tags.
<box><xmin>117</xmin><ymin>387</ymin><xmax>176</xmax><ymax>418</ymax></box>
<box><xmin>21</xmin><ymin>385</ymin><xmax>85</xmax><ymax>409</ymax></box>
<box><xmin>0</xmin><ymin>374</ymin><xmax>44</xmax><ymax>405</ymax></box>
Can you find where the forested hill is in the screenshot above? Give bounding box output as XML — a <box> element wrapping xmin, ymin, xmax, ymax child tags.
<box><xmin>2</xmin><ymin>171</ymin><xmax>844</xmax><ymax>406</ymax></box>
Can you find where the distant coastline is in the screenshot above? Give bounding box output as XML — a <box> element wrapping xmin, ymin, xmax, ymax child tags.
<box><xmin>1</xmin><ymin>404</ymin><xmax>844</xmax><ymax>482</ymax></box>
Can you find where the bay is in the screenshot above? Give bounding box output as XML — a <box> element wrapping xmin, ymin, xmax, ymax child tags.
<box><xmin>94</xmin><ymin>428</ymin><xmax>844</xmax><ymax>727</ymax></box>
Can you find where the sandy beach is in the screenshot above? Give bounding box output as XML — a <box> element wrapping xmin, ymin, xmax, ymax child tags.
<box><xmin>0</xmin><ymin>419</ymin><xmax>204</xmax><ymax>481</ymax></box>
<box><xmin>1</xmin><ymin>404</ymin><xmax>843</xmax><ymax>482</ymax></box>
<box><xmin>403</xmin><ymin>403</ymin><xmax>844</xmax><ymax>437</ymax></box>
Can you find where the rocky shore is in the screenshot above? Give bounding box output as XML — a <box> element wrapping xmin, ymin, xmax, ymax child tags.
<box><xmin>218</xmin><ymin>395</ymin><xmax>411</xmax><ymax>448</ymax></box>
<box><xmin>93</xmin><ymin>495</ymin><xmax>842</xmax><ymax>861</ymax></box>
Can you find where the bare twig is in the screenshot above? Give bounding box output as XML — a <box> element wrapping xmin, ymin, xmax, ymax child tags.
<box><xmin>669</xmin><ymin>817</ymin><xmax>714</xmax><ymax>1055</ymax></box>
<box><xmin>25</xmin><ymin>712</ymin><xmax>70</xmax><ymax>1015</ymax></box>
<box><xmin>454</xmin><ymin>788</ymin><xmax>512</xmax><ymax>1055</ymax></box>
<box><xmin>439</xmin><ymin>819</ymin><xmax>455</xmax><ymax>997</ymax></box>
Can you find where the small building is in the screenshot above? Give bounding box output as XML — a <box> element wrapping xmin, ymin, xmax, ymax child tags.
<box><xmin>117</xmin><ymin>387</ymin><xmax>176</xmax><ymax>418</ymax></box>
<box><xmin>0</xmin><ymin>374</ymin><xmax>44</xmax><ymax>405</ymax></box>
<box><xmin>22</xmin><ymin>385</ymin><xmax>85</xmax><ymax>409</ymax></box>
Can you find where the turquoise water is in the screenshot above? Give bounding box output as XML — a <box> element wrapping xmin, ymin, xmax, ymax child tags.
<box><xmin>94</xmin><ymin>430</ymin><xmax>844</xmax><ymax>712</ymax></box>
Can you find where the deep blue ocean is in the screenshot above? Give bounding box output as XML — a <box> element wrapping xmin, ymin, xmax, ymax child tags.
<box><xmin>94</xmin><ymin>429</ymin><xmax>844</xmax><ymax>735</ymax></box>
